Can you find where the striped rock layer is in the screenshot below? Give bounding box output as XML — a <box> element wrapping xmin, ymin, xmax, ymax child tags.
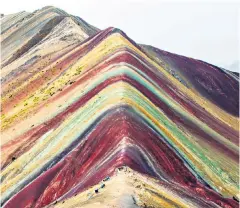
<box><xmin>1</xmin><ymin>6</ymin><xmax>239</xmax><ymax>208</ymax></box>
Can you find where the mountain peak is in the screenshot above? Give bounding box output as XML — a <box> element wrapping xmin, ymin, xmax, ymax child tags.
<box><xmin>1</xmin><ymin>6</ymin><xmax>239</xmax><ymax>208</ymax></box>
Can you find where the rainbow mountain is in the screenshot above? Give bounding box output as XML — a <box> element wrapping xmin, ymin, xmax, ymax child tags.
<box><xmin>1</xmin><ymin>6</ymin><xmax>239</xmax><ymax>208</ymax></box>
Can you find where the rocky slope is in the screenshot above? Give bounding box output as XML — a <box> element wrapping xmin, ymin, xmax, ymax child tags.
<box><xmin>1</xmin><ymin>6</ymin><xmax>239</xmax><ymax>208</ymax></box>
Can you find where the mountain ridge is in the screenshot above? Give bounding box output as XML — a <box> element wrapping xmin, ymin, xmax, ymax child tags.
<box><xmin>1</xmin><ymin>6</ymin><xmax>239</xmax><ymax>208</ymax></box>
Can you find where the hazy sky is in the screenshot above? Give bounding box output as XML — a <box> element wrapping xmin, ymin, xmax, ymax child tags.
<box><xmin>1</xmin><ymin>0</ymin><xmax>239</xmax><ymax>72</ymax></box>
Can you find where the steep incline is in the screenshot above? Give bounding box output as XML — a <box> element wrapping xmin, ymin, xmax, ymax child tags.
<box><xmin>141</xmin><ymin>44</ymin><xmax>239</xmax><ymax>116</ymax></box>
<box><xmin>1</xmin><ymin>6</ymin><xmax>99</xmax><ymax>68</ymax></box>
<box><xmin>1</xmin><ymin>8</ymin><xmax>239</xmax><ymax>208</ymax></box>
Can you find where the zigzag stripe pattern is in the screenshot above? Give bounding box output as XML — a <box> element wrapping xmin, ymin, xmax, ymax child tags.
<box><xmin>1</xmin><ymin>7</ymin><xmax>239</xmax><ymax>208</ymax></box>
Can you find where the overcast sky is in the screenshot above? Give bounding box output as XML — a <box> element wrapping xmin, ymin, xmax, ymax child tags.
<box><xmin>1</xmin><ymin>0</ymin><xmax>239</xmax><ymax>72</ymax></box>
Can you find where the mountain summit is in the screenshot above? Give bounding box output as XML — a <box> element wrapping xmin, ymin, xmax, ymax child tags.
<box><xmin>1</xmin><ymin>6</ymin><xmax>239</xmax><ymax>208</ymax></box>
